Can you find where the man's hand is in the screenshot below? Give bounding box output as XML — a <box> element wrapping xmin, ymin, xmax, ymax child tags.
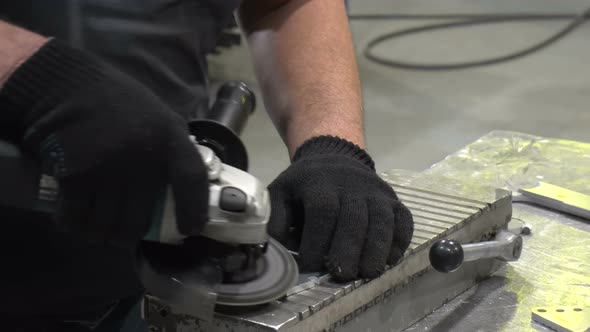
<box><xmin>0</xmin><ymin>37</ymin><xmax>209</xmax><ymax>249</ymax></box>
<box><xmin>268</xmin><ymin>136</ymin><xmax>414</xmax><ymax>281</ymax></box>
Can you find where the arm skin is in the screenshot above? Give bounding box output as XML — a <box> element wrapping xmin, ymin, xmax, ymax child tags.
<box><xmin>0</xmin><ymin>21</ymin><xmax>47</xmax><ymax>88</ymax></box>
<box><xmin>238</xmin><ymin>0</ymin><xmax>366</xmax><ymax>157</ymax></box>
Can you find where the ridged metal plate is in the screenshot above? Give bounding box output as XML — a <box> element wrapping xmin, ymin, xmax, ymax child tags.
<box><xmin>144</xmin><ymin>171</ymin><xmax>512</xmax><ymax>332</ymax></box>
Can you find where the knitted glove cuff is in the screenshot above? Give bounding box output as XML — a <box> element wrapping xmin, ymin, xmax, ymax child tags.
<box><xmin>292</xmin><ymin>135</ymin><xmax>375</xmax><ymax>170</ymax></box>
<box><xmin>0</xmin><ymin>38</ymin><xmax>106</xmax><ymax>137</ymax></box>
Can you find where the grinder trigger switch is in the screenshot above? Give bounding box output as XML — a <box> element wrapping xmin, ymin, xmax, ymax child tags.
<box><xmin>220</xmin><ymin>187</ymin><xmax>248</xmax><ymax>212</ymax></box>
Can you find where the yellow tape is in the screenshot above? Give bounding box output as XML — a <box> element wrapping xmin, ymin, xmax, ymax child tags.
<box><xmin>523</xmin><ymin>182</ymin><xmax>590</xmax><ymax>211</ymax></box>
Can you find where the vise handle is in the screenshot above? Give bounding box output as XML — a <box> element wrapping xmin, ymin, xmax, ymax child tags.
<box><xmin>429</xmin><ymin>230</ymin><xmax>523</xmax><ymax>273</ymax></box>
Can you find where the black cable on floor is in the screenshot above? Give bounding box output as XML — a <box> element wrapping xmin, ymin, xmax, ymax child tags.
<box><xmin>349</xmin><ymin>7</ymin><xmax>590</xmax><ymax>71</ymax></box>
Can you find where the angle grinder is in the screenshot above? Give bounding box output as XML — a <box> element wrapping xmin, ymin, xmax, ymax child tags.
<box><xmin>0</xmin><ymin>81</ymin><xmax>299</xmax><ymax>319</ymax></box>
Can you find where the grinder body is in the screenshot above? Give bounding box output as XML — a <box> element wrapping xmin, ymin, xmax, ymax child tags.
<box><xmin>144</xmin><ymin>142</ymin><xmax>271</xmax><ymax>246</ymax></box>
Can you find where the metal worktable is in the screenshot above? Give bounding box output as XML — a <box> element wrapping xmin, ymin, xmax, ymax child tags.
<box><xmin>146</xmin><ymin>131</ymin><xmax>590</xmax><ymax>331</ymax></box>
<box><xmin>404</xmin><ymin>131</ymin><xmax>590</xmax><ymax>332</ymax></box>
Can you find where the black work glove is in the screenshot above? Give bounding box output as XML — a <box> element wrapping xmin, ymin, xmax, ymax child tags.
<box><xmin>0</xmin><ymin>39</ymin><xmax>209</xmax><ymax>249</ymax></box>
<box><xmin>268</xmin><ymin>136</ymin><xmax>414</xmax><ymax>281</ymax></box>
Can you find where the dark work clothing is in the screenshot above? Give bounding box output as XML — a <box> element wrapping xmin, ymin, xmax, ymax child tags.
<box><xmin>1</xmin><ymin>290</ymin><xmax>147</xmax><ymax>332</ymax></box>
<box><xmin>0</xmin><ymin>0</ymin><xmax>239</xmax><ymax>320</ymax></box>
<box><xmin>0</xmin><ymin>0</ymin><xmax>240</xmax><ymax>120</ymax></box>
<box><xmin>0</xmin><ymin>209</ymin><xmax>142</xmax><ymax>315</ymax></box>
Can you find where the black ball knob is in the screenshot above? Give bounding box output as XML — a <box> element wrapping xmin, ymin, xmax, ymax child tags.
<box><xmin>429</xmin><ymin>239</ymin><xmax>464</xmax><ymax>273</ymax></box>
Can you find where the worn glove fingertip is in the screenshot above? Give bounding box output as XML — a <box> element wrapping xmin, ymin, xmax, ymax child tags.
<box><xmin>326</xmin><ymin>257</ymin><xmax>359</xmax><ymax>282</ymax></box>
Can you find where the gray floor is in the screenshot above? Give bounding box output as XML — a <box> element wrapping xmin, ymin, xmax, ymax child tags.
<box><xmin>208</xmin><ymin>0</ymin><xmax>590</xmax><ymax>185</ymax></box>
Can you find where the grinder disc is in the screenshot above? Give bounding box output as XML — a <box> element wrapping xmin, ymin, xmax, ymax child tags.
<box><xmin>215</xmin><ymin>238</ymin><xmax>298</xmax><ymax>306</ymax></box>
<box><xmin>137</xmin><ymin>237</ymin><xmax>298</xmax><ymax>311</ymax></box>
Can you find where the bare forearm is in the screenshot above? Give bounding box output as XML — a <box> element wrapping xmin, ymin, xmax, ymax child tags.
<box><xmin>0</xmin><ymin>21</ymin><xmax>48</xmax><ymax>88</ymax></box>
<box><xmin>239</xmin><ymin>0</ymin><xmax>365</xmax><ymax>157</ymax></box>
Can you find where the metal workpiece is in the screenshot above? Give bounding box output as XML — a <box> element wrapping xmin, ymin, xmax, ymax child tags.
<box><xmin>322</xmin><ymin>281</ymin><xmax>353</xmax><ymax>296</ymax></box>
<box><xmin>314</xmin><ymin>286</ymin><xmax>345</xmax><ymax>301</ymax></box>
<box><xmin>225</xmin><ymin>305</ymin><xmax>300</xmax><ymax>331</ymax></box>
<box><xmin>275</xmin><ymin>300</ymin><xmax>311</xmax><ymax>320</ymax></box>
<box><xmin>296</xmin><ymin>289</ymin><xmax>336</xmax><ymax>308</ymax></box>
<box><xmin>281</xmin><ymin>294</ymin><xmax>322</xmax><ymax>314</ymax></box>
<box><xmin>146</xmin><ymin>171</ymin><xmax>514</xmax><ymax>332</ymax></box>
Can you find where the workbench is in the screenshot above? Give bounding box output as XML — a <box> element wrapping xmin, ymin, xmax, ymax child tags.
<box><xmin>404</xmin><ymin>131</ymin><xmax>590</xmax><ymax>331</ymax></box>
<box><xmin>145</xmin><ymin>131</ymin><xmax>590</xmax><ymax>331</ymax></box>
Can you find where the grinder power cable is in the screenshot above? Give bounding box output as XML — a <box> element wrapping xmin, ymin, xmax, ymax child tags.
<box><xmin>0</xmin><ymin>81</ymin><xmax>299</xmax><ymax>321</ymax></box>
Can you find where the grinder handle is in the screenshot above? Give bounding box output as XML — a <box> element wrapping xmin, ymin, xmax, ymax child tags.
<box><xmin>188</xmin><ymin>81</ymin><xmax>256</xmax><ymax>171</ymax></box>
<box><xmin>205</xmin><ymin>81</ymin><xmax>256</xmax><ymax>136</ymax></box>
